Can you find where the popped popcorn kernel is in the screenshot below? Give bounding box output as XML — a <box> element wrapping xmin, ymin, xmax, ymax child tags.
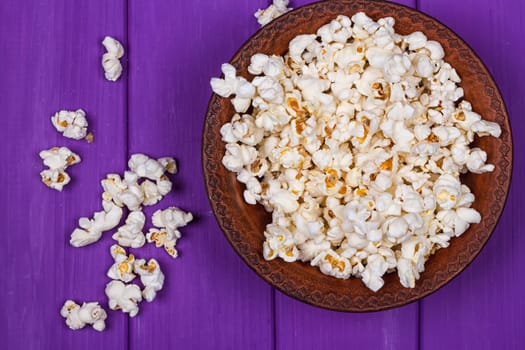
<box><xmin>102</xmin><ymin>36</ymin><xmax>124</xmax><ymax>81</ymax></box>
<box><xmin>39</xmin><ymin>146</ymin><xmax>81</xmax><ymax>191</ymax></box>
<box><xmin>60</xmin><ymin>300</ymin><xmax>107</xmax><ymax>332</ymax></box>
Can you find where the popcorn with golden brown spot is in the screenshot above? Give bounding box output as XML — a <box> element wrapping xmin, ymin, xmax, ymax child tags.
<box><xmin>60</xmin><ymin>300</ymin><xmax>107</xmax><ymax>332</ymax></box>
<box><xmin>146</xmin><ymin>207</ymin><xmax>193</xmax><ymax>258</ymax></box>
<box><xmin>39</xmin><ymin>147</ymin><xmax>81</xmax><ymax>191</ymax></box>
<box><xmin>51</xmin><ymin>109</ymin><xmax>90</xmax><ymax>141</ymax></box>
<box><xmin>107</xmin><ymin>244</ymin><xmax>136</xmax><ymax>283</ymax></box>
<box><xmin>133</xmin><ymin>258</ymin><xmax>165</xmax><ymax>302</ymax></box>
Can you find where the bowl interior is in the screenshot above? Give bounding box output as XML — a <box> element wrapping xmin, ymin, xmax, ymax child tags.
<box><xmin>203</xmin><ymin>0</ymin><xmax>512</xmax><ymax>311</ymax></box>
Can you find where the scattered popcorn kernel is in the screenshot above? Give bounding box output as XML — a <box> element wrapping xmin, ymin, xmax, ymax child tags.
<box><xmin>70</xmin><ymin>200</ymin><xmax>123</xmax><ymax>247</ymax></box>
<box><xmin>254</xmin><ymin>0</ymin><xmax>292</xmax><ymax>26</ymax></box>
<box><xmin>105</xmin><ymin>280</ymin><xmax>142</xmax><ymax>317</ymax></box>
<box><xmin>60</xmin><ymin>300</ymin><xmax>107</xmax><ymax>332</ymax></box>
<box><xmin>102</xmin><ymin>36</ymin><xmax>124</xmax><ymax>81</ymax></box>
<box><xmin>39</xmin><ymin>147</ymin><xmax>81</xmax><ymax>191</ymax></box>
<box><xmin>146</xmin><ymin>207</ymin><xmax>193</xmax><ymax>258</ymax></box>
<box><xmin>112</xmin><ymin>211</ymin><xmax>146</xmax><ymax>248</ymax></box>
<box><xmin>51</xmin><ymin>109</ymin><xmax>90</xmax><ymax>141</ymax></box>
<box><xmin>107</xmin><ymin>244</ymin><xmax>137</xmax><ymax>282</ymax></box>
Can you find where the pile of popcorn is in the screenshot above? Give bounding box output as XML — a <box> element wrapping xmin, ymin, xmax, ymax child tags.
<box><xmin>211</xmin><ymin>13</ymin><xmax>501</xmax><ymax>291</ymax></box>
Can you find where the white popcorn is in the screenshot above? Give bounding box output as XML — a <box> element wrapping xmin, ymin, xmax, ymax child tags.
<box><xmin>385</xmin><ymin>217</ymin><xmax>409</xmax><ymax>239</ymax></box>
<box><xmin>101</xmin><ymin>172</ymin><xmax>144</xmax><ymax>211</ymax></box>
<box><xmin>147</xmin><ymin>207</ymin><xmax>193</xmax><ymax>258</ymax></box>
<box><xmin>289</xmin><ymin>34</ymin><xmax>317</xmax><ymax>63</ymax></box>
<box><xmin>397</xmin><ymin>258</ymin><xmax>418</xmax><ymax>288</ymax></box>
<box><xmin>40</xmin><ymin>169</ymin><xmax>71</xmax><ymax>191</ymax></box>
<box><xmin>433</xmin><ymin>174</ymin><xmax>461</xmax><ymax>210</ymax></box>
<box><xmin>102</xmin><ymin>36</ymin><xmax>124</xmax><ymax>81</ymax></box>
<box><xmin>404</xmin><ymin>31</ymin><xmax>427</xmax><ymax>50</ymax></box>
<box><xmin>383</xmin><ymin>54</ymin><xmax>411</xmax><ymax>83</ymax></box>
<box><xmin>51</xmin><ymin>109</ymin><xmax>90</xmax><ymax>141</ymax></box>
<box><xmin>414</xmin><ymin>54</ymin><xmax>433</xmax><ymax>78</ymax></box>
<box><xmin>311</xmin><ymin>250</ymin><xmax>351</xmax><ymax>279</ymax></box>
<box><xmin>210</xmin><ymin>63</ymin><xmax>238</xmax><ymax>97</ymax></box>
<box><xmin>134</xmin><ymin>258</ymin><xmax>165</xmax><ymax>302</ymax></box>
<box><xmin>248</xmin><ymin>54</ymin><xmax>285</xmax><ymax>77</ymax></box>
<box><xmin>60</xmin><ymin>300</ymin><xmax>107</xmax><ymax>332</ymax></box>
<box><xmin>105</xmin><ymin>280</ymin><xmax>142</xmax><ymax>317</ymax></box>
<box><xmin>70</xmin><ymin>200</ymin><xmax>123</xmax><ymax>247</ymax></box>
<box><xmin>158</xmin><ymin>157</ymin><xmax>178</xmax><ymax>174</ymax></box>
<box><xmin>211</xmin><ymin>13</ymin><xmax>501</xmax><ymax>292</ymax></box>
<box><xmin>103</xmin><ymin>154</ymin><xmax>174</xmax><ymax>210</ymax></box>
<box><xmin>107</xmin><ymin>244</ymin><xmax>136</xmax><ymax>282</ymax></box>
<box><xmin>222</xmin><ymin>144</ymin><xmax>257</xmax><ymax>172</ymax></box>
<box><xmin>112</xmin><ymin>211</ymin><xmax>146</xmax><ymax>248</ymax></box>
<box><xmin>128</xmin><ymin>154</ymin><xmax>165</xmax><ymax>180</ymax></box>
<box><xmin>152</xmin><ymin>206</ymin><xmax>193</xmax><ymax>231</ymax></box>
<box><xmin>39</xmin><ymin>147</ymin><xmax>81</xmax><ymax>191</ymax></box>
<box><xmin>437</xmin><ymin>207</ymin><xmax>481</xmax><ymax>236</ymax></box>
<box><xmin>471</xmin><ymin>120</ymin><xmax>502</xmax><ymax>138</ymax></box>
<box><xmin>425</xmin><ymin>40</ymin><xmax>445</xmax><ymax>61</ymax></box>
<box><xmin>254</xmin><ymin>0</ymin><xmax>292</xmax><ymax>26</ymax></box>
<box><xmin>361</xmin><ymin>254</ymin><xmax>388</xmax><ymax>292</ymax></box>
<box><xmin>466</xmin><ymin>148</ymin><xmax>494</xmax><ymax>173</ymax></box>
<box><xmin>211</xmin><ymin>64</ymin><xmax>256</xmax><ymax>113</ymax></box>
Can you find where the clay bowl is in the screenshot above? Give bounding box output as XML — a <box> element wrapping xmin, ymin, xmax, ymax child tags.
<box><xmin>202</xmin><ymin>0</ymin><xmax>512</xmax><ymax>311</ymax></box>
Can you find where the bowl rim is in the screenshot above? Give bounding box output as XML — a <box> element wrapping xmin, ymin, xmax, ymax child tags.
<box><xmin>202</xmin><ymin>0</ymin><xmax>513</xmax><ymax>312</ymax></box>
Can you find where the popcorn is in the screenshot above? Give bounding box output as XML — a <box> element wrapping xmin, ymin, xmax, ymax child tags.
<box><xmin>158</xmin><ymin>157</ymin><xmax>178</xmax><ymax>174</ymax></box>
<box><xmin>311</xmin><ymin>250</ymin><xmax>351</xmax><ymax>279</ymax></box>
<box><xmin>60</xmin><ymin>300</ymin><xmax>107</xmax><ymax>332</ymax></box>
<box><xmin>465</xmin><ymin>148</ymin><xmax>494</xmax><ymax>173</ymax></box>
<box><xmin>70</xmin><ymin>200</ymin><xmax>123</xmax><ymax>247</ymax></box>
<box><xmin>39</xmin><ymin>147</ymin><xmax>81</xmax><ymax>191</ymax></box>
<box><xmin>361</xmin><ymin>254</ymin><xmax>388</xmax><ymax>292</ymax></box>
<box><xmin>105</xmin><ymin>280</ymin><xmax>142</xmax><ymax>317</ymax></box>
<box><xmin>128</xmin><ymin>154</ymin><xmax>165</xmax><ymax>181</ymax></box>
<box><xmin>147</xmin><ymin>207</ymin><xmax>193</xmax><ymax>258</ymax></box>
<box><xmin>112</xmin><ymin>211</ymin><xmax>146</xmax><ymax>248</ymax></box>
<box><xmin>102</xmin><ymin>36</ymin><xmax>124</xmax><ymax>81</ymax></box>
<box><xmin>51</xmin><ymin>109</ymin><xmax>91</xmax><ymax>141</ymax></box>
<box><xmin>254</xmin><ymin>0</ymin><xmax>292</xmax><ymax>26</ymax></box>
<box><xmin>210</xmin><ymin>13</ymin><xmax>501</xmax><ymax>292</ymax></box>
<box><xmin>133</xmin><ymin>258</ymin><xmax>165</xmax><ymax>302</ymax></box>
<box><xmin>101</xmin><ymin>154</ymin><xmax>175</xmax><ymax>210</ymax></box>
<box><xmin>211</xmin><ymin>64</ymin><xmax>256</xmax><ymax>113</ymax></box>
<box><xmin>107</xmin><ymin>244</ymin><xmax>136</xmax><ymax>282</ymax></box>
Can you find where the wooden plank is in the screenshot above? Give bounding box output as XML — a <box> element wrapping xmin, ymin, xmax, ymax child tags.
<box><xmin>418</xmin><ymin>0</ymin><xmax>524</xmax><ymax>348</ymax></box>
<box><xmin>273</xmin><ymin>1</ymin><xmax>419</xmax><ymax>350</ymax></box>
<box><xmin>0</xmin><ymin>0</ymin><xmax>128</xmax><ymax>349</ymax></box>
<box><xmin>126</xmin><ymin>0</ymin><xmax>274</xmax><ymax>349</ymax></box>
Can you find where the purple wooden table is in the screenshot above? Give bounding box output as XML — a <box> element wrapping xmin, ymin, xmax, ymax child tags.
<box><xmin>1</xmin><ymin>0</ymin><xmax>523</xmax><ymax>349</ymax></box>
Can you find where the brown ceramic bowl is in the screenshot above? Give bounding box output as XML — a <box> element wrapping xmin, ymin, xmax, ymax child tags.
<box><xmin>202</xmin><ymin>0</ymin><xmax>512</xmax><ymax>311</ymax></box>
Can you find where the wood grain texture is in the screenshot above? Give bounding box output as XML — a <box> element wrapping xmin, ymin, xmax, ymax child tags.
<box><xmin>273</xmin><ymin>1</ymin><xmax>418</xmax><ymax>349</ymax></box>
<box><xmin>1</xmin><ymin>0</ymin><xmax>521</xmax><ymax>348</ymax></box>
<box><xmin>0</xmin><ymin>0</ymin><xmax>128</xmax><ymax>349</ymax></box>
<box><xmin>418</xmin><ymin>0</ymin><xmax>523</xmax><ymax>349</ymax></box>
<box><xmin>126</xmin><ymin>0</ymin><xmax>274</xmax><ymax>349</ymax></box>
